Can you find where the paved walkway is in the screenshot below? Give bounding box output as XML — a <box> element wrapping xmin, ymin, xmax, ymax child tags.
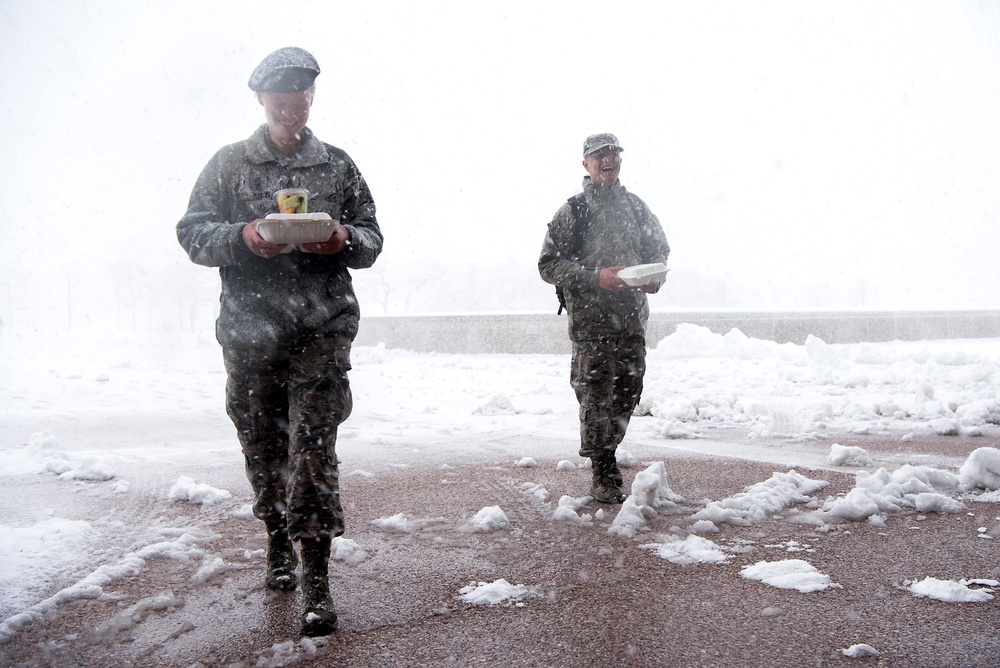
<box><xmin>2</xmin><ymin>434</ymin><xmax>998</xmax><ymax>667</ymax></box>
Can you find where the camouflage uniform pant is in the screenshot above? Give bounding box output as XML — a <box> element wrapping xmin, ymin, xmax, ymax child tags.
<box><xmin>223</xmin><ymin>337</ymin><xmax>353</xmax><ymax>542</ymax></box>
<box><xmin>570</xmin><ymin>335</ymin><xmax>646</xmax><ymax>460</ymax></box>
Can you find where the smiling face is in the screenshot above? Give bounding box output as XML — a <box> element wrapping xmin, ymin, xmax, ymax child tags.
<box><xmin>257</xmin><ymin>88</ymin><xmax>315</xmax><ymax>151</ymax></box>
<box><xmin>582</xmin><ymin>146</ymin><xmax>623</xmax><ymax>186</ymax></box>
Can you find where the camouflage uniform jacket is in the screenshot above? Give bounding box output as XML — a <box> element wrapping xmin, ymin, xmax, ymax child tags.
<box><xmin>177</xmin><ymin>125</ymin><xmax>383</xmax><ymax>350</ymax></box>
<box><xmin>538</xmin><ymin>177</ymin><xmax>670</xmax><ymax>342</ymax></box>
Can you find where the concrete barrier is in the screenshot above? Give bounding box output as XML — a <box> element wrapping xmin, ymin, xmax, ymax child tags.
<box><xmin>356</xmin><ymin>310</ymin><xmax>1000</xmax><ymax>354</ymax></box>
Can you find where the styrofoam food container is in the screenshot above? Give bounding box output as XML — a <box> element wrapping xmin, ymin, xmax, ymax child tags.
<box><xmin>258</xmin><ymin>213</ymin><xmax>340</xmax><ymax>244</ymax></box>
<box><xmin>617</xmin><ymin>262</ymin><xmax>668</xmax><ymax>287</ymax></box>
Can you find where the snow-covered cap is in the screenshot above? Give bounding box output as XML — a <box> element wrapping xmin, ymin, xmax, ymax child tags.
<box><xmin>248</xmin><ymin>47</ymin><xmax>320</xmax><ymax>93</ymax></box>
<box><xmin>583</xmin><ymin>133</ymin><xmax>624</xmax><ymax>157</ymax></box>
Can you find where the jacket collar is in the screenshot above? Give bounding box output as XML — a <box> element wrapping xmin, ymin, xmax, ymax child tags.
<box><xmin>582</xmin><ymin>176</ymin><xmax>626</xmax><ymax>204</ymax></box>
<box><xmin>245</xmin><ymin>125</ymin><xmax>330</xmax><ymax>168</ymax></box>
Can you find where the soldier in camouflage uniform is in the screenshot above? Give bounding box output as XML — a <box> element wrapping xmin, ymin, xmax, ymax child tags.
<box><xmin>177</xmin><ymin>47</ymin><xmax>383</xmax><ymax>637</ymax></box>
<box><xmin>538</xmin><ymin>133</ymin><xmax>670</xmax><ymax>503</ymax></box>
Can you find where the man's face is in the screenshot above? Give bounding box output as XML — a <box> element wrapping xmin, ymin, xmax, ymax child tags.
<box><xmin>258</xmin><ymin>88</ymin><xmax>314</xmax><ymax>148</ymax></box>
<box><xmin>582</xmin><ymin>146</ymin><xmax>623</xmax><ymax>186</ymax></box>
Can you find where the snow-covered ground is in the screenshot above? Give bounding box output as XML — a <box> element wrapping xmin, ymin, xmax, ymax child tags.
<box><xmin>1</xmin><ymin>323</ymin><xmax>998</xmax><ymax>663</ymax></box>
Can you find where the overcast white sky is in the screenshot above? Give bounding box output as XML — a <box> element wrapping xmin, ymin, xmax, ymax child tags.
<box><xmin>1</xmin><ymin>1</ymin><xmax>999</xmax><ymax>333</ymax></box>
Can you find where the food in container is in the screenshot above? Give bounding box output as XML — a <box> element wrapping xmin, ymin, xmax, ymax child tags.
<box><xmin>617</xmin><ymin>263</ymin><xmax>669</xmax><ymax>287</ymax></box>
<box><xmin>275</xmin><ymin>188</ymin><xmax>309</xmax><ymax>214</ymax></box>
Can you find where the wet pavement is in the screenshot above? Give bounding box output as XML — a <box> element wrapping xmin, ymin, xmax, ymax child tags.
<box><xmin>1</xmin><ymin>433</ymin><xmax>999</xmax><ymax>667</ymax></box>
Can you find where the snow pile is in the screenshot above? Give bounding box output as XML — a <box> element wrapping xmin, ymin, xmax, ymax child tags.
<box><xmin>331</xmin><ymin>537</ymin><xmax>368</xmax><ymax>564</ymax></box>
<box><xmin>457</xmin><ymin>579</ymin><xmax>531</xmax><ymax>605</ymax></box>
<box><xmin>926</xmin><ymin>417</ymin><xmax>963</xmax><ymax>436</ymax></box>
<box><xmin>0</xmin><ymin>430</ymin><xmax>117</xmax><ymax>481</ymax></box>
<box><xmin>609</xmin><ymin>462</ymin><xmax>685</xmax><ymax>538</ymax></box>
<box><xmin>631</xmin><ymin>462</ymin><xmax>686</xmax><ymax>509</ymax></box>
<box><xmin>690</xmin><ymin>519</ymin><xmax>720</xmax><ymax>534</ymax></box>
<box><xmin>473</xmin><ymin>394</ymin><xmax>518</xmax><ymax>416</ymax></box>
<box><xmin>54</xmin><ymin>456</ymin><xmax>116</xmax><ymax>482</ymax></box>
<box><xmin>371</xmin><ymin>513</ymin><xmax>414</xmax><ymax>532</ymax></box>
<box><xmin>191</xmin><ymin>557</ymin><xmax>230</xmax><ymax>583</ymax></box>
<box><xmin>657</xmin><ymin>420</ymin><xmax>702</xmax><ymax>439</ymax></box>
<box><xmin>691</xmin><ymin>471</ymin><xmax>828</xmax><ymax>526</ymax></box>
<box><xmin>167</xmin><ymin>476</ymin><xmax>232</xmax><ymax>505</ymax></box>
<box><xmin>552</xmin><ymin>496</ymin><xmax>593</xmax><ymax>525</ymax></box>
<box><xmin>232</xmin><ymin>504</ymin><xmax>256</xmax><ymax>520</ymax></box>
<box><xmin>825</xmin><ymin>465</ymin><xmax>965</xmax><ymax>522</ymax></box>
<box><xmin>640</xmin><ymin>534</ymin><xmax>729</xmax><ymax>565</ymax></box>
<box><xmin>959</xmin><ymin>447</ymin><xmax>1000</xmax><ymax>490</ymax></box>
<box><xmin>521</xmin><ymin>482</ymin><xmax>550</xmax><ymax>503</ymax></box>
<box><xmin>467</xmin><ymin>505</ymin><xmax>510</xmax><ymax>532</ymax></box>
<box><xmin>828</xmin><ymin>443</ymin><xmax>873</xmax><ymax>468</ymax></box>
<box><xmin>840</xmin><ymin>644</ymin><xmax>879</xmax><ymax>658</ymax></box>
<box><xmin>906</xmin><ymin>577</ymin><xmax>997</xmax><ymax>603</ymax></box>
<box><xmin>615</xmin><ymin>449</ymin><xmax>640</xmax><ymax>467</ymax></box>
<box><xmin>656</xmin><ymin>323</ymin><xmax>802</xmax><ymax>361</ymax></box>
<box><xmin>741</xmin><ymin>559</ymin><xmax>841</xmax><ymax>593</ymax></box>
<box><xmin>914</xmin><ymin>493</ymin><xmax>967</xmax><ymax>514</ymax></box>
<box><xmin>954</xmin><ymin>398</ymin><xmax>1000</xmax><ymax>427</ymax></box>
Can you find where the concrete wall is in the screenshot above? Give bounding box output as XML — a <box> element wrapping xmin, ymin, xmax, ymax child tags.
<box><xmin>355</xmin><ymin>310</ymin><xmax>1000</xmax><ymax>354</ymax></box>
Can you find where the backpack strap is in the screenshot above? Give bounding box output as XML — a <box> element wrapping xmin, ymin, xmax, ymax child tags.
<box><xmin>624</xmin><ymin>192</ymin><xmax>647</xmax><ymax>227</ymax></box>
<box><xmin>567</xmin><ymin>193</ymin><xmax>589</xmax><ymax>260</ymax></box>
<box><xmin>556</xmin><ymin>193</ymin><xmax>590</xmax><ymax>315</ymax></box>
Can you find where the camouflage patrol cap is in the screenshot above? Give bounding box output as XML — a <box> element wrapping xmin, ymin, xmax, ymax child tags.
<box><xmin>248</xmin><ymin>47</ymin><xmax>320</xmax><ymax>93</ymax></box>
<box><xmin>583</xmin><ymin>133</ymin><xmax>624</xmax><ymax>157</ymax></box>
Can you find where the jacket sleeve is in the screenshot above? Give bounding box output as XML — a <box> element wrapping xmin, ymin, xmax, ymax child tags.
<box><xmin>538</xmin><ymin>203</ymin><xmax>601</xmax><ymax>291</ymax></box>
<box><xmin>176</xmin><ymin>147</ymin><xmax>256</xmax><ymax>268</ymax></box>
<box><xmin>338</xmin><ymin>160</ymin><xmax>383</xmax><ymax>270</ymax></box>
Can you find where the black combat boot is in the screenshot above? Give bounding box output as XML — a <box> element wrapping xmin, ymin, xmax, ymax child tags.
<box><xmin>264</xmin><ymin>522</ymin><xmax>298</xmax><ymax>591</ymax></box>
<box><xmin>299</xmin><ymin>536</ymin><xmax>338</xmax><ymax>636</ymax></box>
<box><xmin>590</xmin><ymin>454</ymin><xmax>626</xmax><ymax>504</ymax></box>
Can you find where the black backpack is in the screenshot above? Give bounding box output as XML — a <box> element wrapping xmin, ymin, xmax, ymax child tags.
<box><xmin>555</xmin><ymin>192</ymin><xmax>645</xmax><ymax>314</ymax></box>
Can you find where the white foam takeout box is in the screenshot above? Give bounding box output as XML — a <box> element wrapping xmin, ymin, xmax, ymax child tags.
<box><xmin>258</xmin><ymin>213</ymin><xmax>340</xmax><ymax>244</ymax></box>
<box><xmin>617</xmin><ymin>262</ymin><xmax>669</xmax><ymax>287</ymax></box>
